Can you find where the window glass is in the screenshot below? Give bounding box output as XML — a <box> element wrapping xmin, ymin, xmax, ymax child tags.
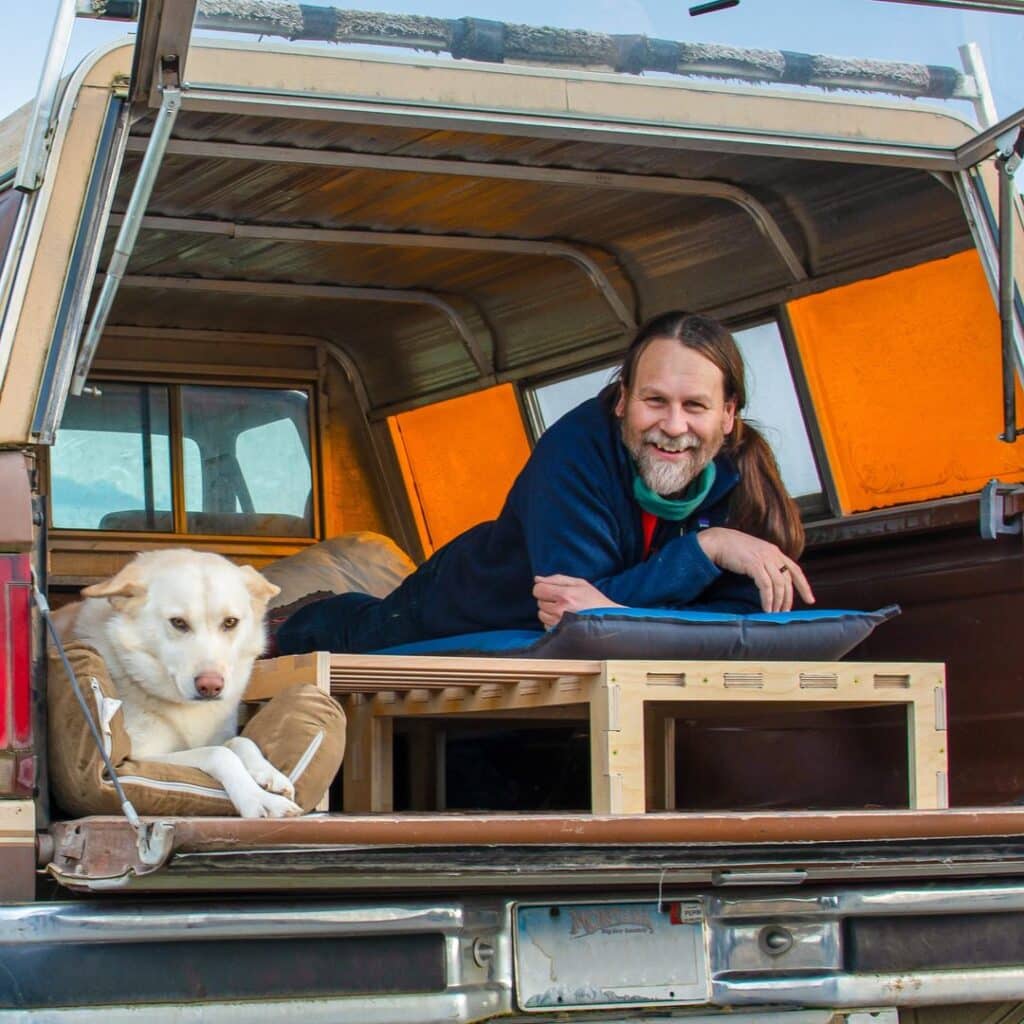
<box><xmin>50</xmin><ymin>383</ymin><xmax>172</xmax><ymax>530</ymax></box>
<box><xmin>182</xmin><ymin>437</ymin><xmax>203</xmax><ymax>514</ymax></box>
<box><xmin>180</xmin><ymin>386</ymin><xmax>314</xmax><ymax>537</ymax></box>
<box><xmin>51</xmin><ymin>382</ymin><xmax>316</xmax><ymax>537</ymax></box>
<box><xmin>733</xmin><ymin>322</ymin><xmax>822</xmax><ymax>500</ymax></box>
<box><xmin>237</xmin><ymin>418</ymin><xmax>311</xmax><ymax>516</ymax></box>
<box><xmin>531</xmin><ymin>366</ymin><xmax>619</xmax><ymax>432</ymax></box>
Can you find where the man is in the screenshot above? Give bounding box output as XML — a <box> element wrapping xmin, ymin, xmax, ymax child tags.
<box><xmin>277</xmin><ymin>311</ymin><xmax>814</xmax><ymax>655</ymax></box>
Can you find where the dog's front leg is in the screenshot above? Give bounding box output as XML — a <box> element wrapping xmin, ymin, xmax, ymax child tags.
<box><xmin>224</xmin><ymin>736</ymin><xmax>295</xmax><ymax>800</ymax></box>
<box><xmin>149</xmin><ymin>747</ymin><xmax>302</xmax><ymax>818</ymax></box>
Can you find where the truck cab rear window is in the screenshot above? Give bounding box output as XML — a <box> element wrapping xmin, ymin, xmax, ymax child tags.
<box><xmin>50</xmin><ymin>382</ymin><xmax>315</xmax><ymax>538</ymax></box>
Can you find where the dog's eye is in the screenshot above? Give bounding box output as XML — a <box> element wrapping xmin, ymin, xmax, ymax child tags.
<box><xmin>169</xmin><ymin>617</ymin><xmax>190</xmax><ymax>633</ymax></box>
<box><xmin>221</xmin><ymin>617</ymin><xmax>239</xmax><ymax>631</ymax></box>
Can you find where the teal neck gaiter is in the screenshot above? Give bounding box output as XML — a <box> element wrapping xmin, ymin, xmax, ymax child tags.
<box><xmin>632</xmin><ymin>460</ymin><xmax>716</xmax><ymax>521</ymax></box>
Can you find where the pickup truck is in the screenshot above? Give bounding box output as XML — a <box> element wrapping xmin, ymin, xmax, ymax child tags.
<box><xmin>1</xmin><ymin>1</ymin><xmax>1024</xmax><ymax>1020</ymax></box>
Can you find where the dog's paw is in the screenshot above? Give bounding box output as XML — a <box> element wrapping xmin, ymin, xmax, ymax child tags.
<box><xmin>262</xmin><ymin>793</ymin><xmax>303</xmax><ymax>818</ymax></box>
<box><xmin>249</xmin><ymin>763</ymin><xmax>295</xmax><ymax>801</ymax></box>
<box><xmin>237</xmin><ymin>791</ymin><xmax>303</xmax><ymax>819</ymax></box>
<box><xmin>225</xmin><ymin>737</ymin><xmax>297</xmax><ymax>800</ymax></box>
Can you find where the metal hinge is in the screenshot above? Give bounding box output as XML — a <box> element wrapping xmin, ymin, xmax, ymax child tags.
<box><xmin>980</xmin><ymin>479</ymin><xmax>1024</xmax><ymax>538</ymax></box>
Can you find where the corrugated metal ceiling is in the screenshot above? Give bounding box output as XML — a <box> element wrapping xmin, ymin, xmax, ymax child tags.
<box><xmin>98</xmin><ymin>111</ymin><xmax>970</xmax><ymax>410</ymax></box>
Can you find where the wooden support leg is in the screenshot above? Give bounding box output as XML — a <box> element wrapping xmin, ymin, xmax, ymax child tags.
<box><xmin>403</xmin><ymin>721</ymin><xmax>440</xmax><ymax>811</ymax></box>
<box><xmin>907</xmin><ymin>681</ymin><xmax>949</xmax><ymax>809</ymax></box>
<box><xmin>644</xmin><ymin>707</ymin><xmax>676</xmax><ymax>812</ymax></box>
<box><xmin>343</xmin><ymin>695</ymin><xmax>394</xmax><ymax>812</ymax></box>
<box><xmin>590</xmin><ymin>671</ymin><xmax>647</xmax><ymax>814</ymax></box>
<box><xmin>658</xmin><ymin>714</ymin><xmax>677</xmax><ymax>811</ymax></box>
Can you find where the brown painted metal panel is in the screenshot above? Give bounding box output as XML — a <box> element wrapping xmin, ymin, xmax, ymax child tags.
<box><xmin>55</xmin><ymin>807</ymin><xmax>1024</xmax><ymax>849</ymax></box>
<box><xmin>0</xmin><ymin>801</ymin><xmax>37</xmax><ymax>899</ymax></box>
<box><xmin>804</xmin><ymin>524</ymin><xmax>1024</xmax><ymax>808</ymax></box>
<box><xmin>0</xmin><ymin>452</ymin><xmax>34</xmax><ymax>552</ymax></box>
<box><xmin>672</xmin><ymin>705</ymin><xmax>909</xmax><ymax>812</ymax></box>
<box><xmin>659</xmin><ymin>502</ymin><xmax>1020</xmax><ymax>813</ymax></box>
<box><xmin>0</xmin><ymin>844</ymin><xmax>36</xmax><ymax>900</ymax></box>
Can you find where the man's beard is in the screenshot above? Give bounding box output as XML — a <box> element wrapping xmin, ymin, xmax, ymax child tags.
<box><xmin>623</xmin><ymin>425</ymin><xmax>712</xmax><ymax>497</ymax></box>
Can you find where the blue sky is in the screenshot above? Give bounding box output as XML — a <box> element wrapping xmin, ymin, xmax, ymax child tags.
<box><xmin>2</xmin><ymin>1</ymin><xmax>1021</xmax><ymax>125</ymax></box>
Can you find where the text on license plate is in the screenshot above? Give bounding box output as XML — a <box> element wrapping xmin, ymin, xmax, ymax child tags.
<box><xmin>514</xmin><ymin>900</ymin><xmax>708</xmax><ymax>1011</ymax></box>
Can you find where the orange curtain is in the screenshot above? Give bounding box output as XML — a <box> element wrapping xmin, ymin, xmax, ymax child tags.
<box><xmin>788</xmin><ymin>250</ymin><xmax>1024</xmax><ymax>513</ymax></box>
<box><xmin>388</xmin><ymin>384</ymin><xmax>532</xmax><ymax>554</ymax></box>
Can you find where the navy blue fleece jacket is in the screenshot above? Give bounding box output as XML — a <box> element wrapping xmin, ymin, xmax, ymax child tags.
<box><xmin>412</xmin><ymin>395</ymin><xmax>760</xmax><ymax>637</ymax></box>
<box><xmin>278</xmin><ymin>396</ymin><xmax>760</xmax><ymax>654</ymax></box>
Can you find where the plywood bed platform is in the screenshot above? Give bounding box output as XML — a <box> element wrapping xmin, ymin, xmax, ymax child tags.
<box><xmin>247</xmin><ymin>654</ymin><xmax>948</xmax><ymax>814</ymax></box>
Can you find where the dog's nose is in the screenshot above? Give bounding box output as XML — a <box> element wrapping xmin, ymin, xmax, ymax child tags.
<box><xmin>194</xmin><ymin>672</ymin><xmax>225</xmax><ymax>699</ymax></box>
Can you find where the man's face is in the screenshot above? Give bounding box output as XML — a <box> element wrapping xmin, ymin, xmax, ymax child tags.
<box><xmin>615</xmin><ymin>337</ymin><xmax>736</xmax><ymax>497</ymax></box>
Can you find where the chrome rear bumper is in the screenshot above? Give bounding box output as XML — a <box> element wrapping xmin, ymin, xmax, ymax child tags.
<box><xmin>1</xmin><ymin>881</ymin><xmax>1023</xmax><ymax>1020</ymax></box>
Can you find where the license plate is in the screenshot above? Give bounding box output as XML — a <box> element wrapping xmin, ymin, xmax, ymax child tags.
<box><xmin>514</xmin><ymin>900</ymin><xmax>708</xmax><ymax>1011</ymax></box>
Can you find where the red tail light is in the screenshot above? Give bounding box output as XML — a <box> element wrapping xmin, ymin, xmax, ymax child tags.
<box><xmin>0</xmin><ymin>552</ymin><xmax>33</xmax><ymax>796</ymax></box>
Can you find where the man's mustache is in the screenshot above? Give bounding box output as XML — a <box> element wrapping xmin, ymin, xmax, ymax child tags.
<box><xmin>642</xmin><ymin>430</ymin><xmax>701</xmax><ymax>452</ymax></box>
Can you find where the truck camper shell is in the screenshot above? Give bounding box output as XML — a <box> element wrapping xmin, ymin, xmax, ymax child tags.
<box><xmin>1</xmin><ymin>1</ymin><xmax>1024</xmax><ymax>1019</ymax></box>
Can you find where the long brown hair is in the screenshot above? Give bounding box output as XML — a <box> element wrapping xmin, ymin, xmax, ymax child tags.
<box><xmin>603</xmin><ymin>311</ymin><xmax>805</xmax><ymax>558</ymax></box>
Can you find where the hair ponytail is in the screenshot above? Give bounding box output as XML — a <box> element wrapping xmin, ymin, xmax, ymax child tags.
<box><xmin>725</xmin><ymin>417</ymin><xmax>805</xmax><ymax>559</ymax></box>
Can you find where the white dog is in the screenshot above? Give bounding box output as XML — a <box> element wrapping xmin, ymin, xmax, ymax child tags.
<box><xmin>54</xmin><ymin>549</ymin><xmax>301</xmax><ymax>819</ymax></box>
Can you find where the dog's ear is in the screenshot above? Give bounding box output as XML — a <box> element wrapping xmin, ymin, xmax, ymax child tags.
<box><xmin>239</xmin><ymin>565</ymin><xmax>280</xmax><ymax>607</ymax></box>
<box><xmin>82</xmin><ymin>563</ymin><xmax>147</xmax><ymax>603</ymax></box>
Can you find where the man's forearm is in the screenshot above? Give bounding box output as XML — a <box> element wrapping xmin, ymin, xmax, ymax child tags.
<box><xmin>591</xmin><ymin>532</ymin><xmax>722</xmax><ymax>608</ymax></box>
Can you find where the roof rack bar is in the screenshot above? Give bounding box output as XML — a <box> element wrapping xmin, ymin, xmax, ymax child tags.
<box><xmin>80</xmin><ymin>2</ymin><xmax>978</xmax><ymax>100</ymax></box>
<box><xmin>125</xmin><ymin>137</ymin><xmax>808</xmax><ymax>282</ymax></box>
<box><xmin>958</xmin><ymin>42</ymin><xmax>998</xmax><ymax>129</ymax></box>
<box><xmin>873</xmin><ymin>0</ymin><xmax>1024</xmax><ymax>13</ymax></box>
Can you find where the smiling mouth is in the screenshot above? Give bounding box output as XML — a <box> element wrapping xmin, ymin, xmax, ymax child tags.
<box><xmin>648</xmin><ymin>442</ymin><xmax>694</xmax><ymax>457</ymax></box>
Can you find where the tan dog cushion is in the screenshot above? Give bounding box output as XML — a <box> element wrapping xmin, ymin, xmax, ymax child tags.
<box><xmin>240</xmin><ymin>683</ymin><xmax>346</xmax><ymax>812</ymax></box>
<box><xmin>47</xmin><ymin>642</ymin><xmax>346</xmax><ymax>817</ymax></box>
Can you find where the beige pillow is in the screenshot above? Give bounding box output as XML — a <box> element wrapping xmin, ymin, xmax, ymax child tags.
<box><xmin>262</xmin><ymin>532</ymin><xmax>415</xmax><ymax>611</ymax></box>
<box><xmin>47</xmin><ymin>642</ymin><xmax>345</xmax><ymax>817</ymax></box>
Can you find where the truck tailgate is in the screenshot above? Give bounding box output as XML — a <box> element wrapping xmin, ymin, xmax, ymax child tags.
<box><xmin>45</xmin><ymin>807</ymin><xmax>1024</xmax><ymax>892</ymax></box>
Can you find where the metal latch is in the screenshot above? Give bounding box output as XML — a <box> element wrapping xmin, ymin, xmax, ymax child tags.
<box><xmin>980</xmin><ymin>479</ymin><xmax>1024</xmax><ymax>538</ymax></box>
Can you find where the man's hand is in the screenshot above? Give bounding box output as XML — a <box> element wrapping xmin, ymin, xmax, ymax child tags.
<box><xmin>697</xmin><ymin>527</ymin><xmax>815</xmax><ymax>612</ymax></box>
<box><xmin>533</xmin><ymin>574</ymin><xmax>622</xmax><ymax>628</ymax></box>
